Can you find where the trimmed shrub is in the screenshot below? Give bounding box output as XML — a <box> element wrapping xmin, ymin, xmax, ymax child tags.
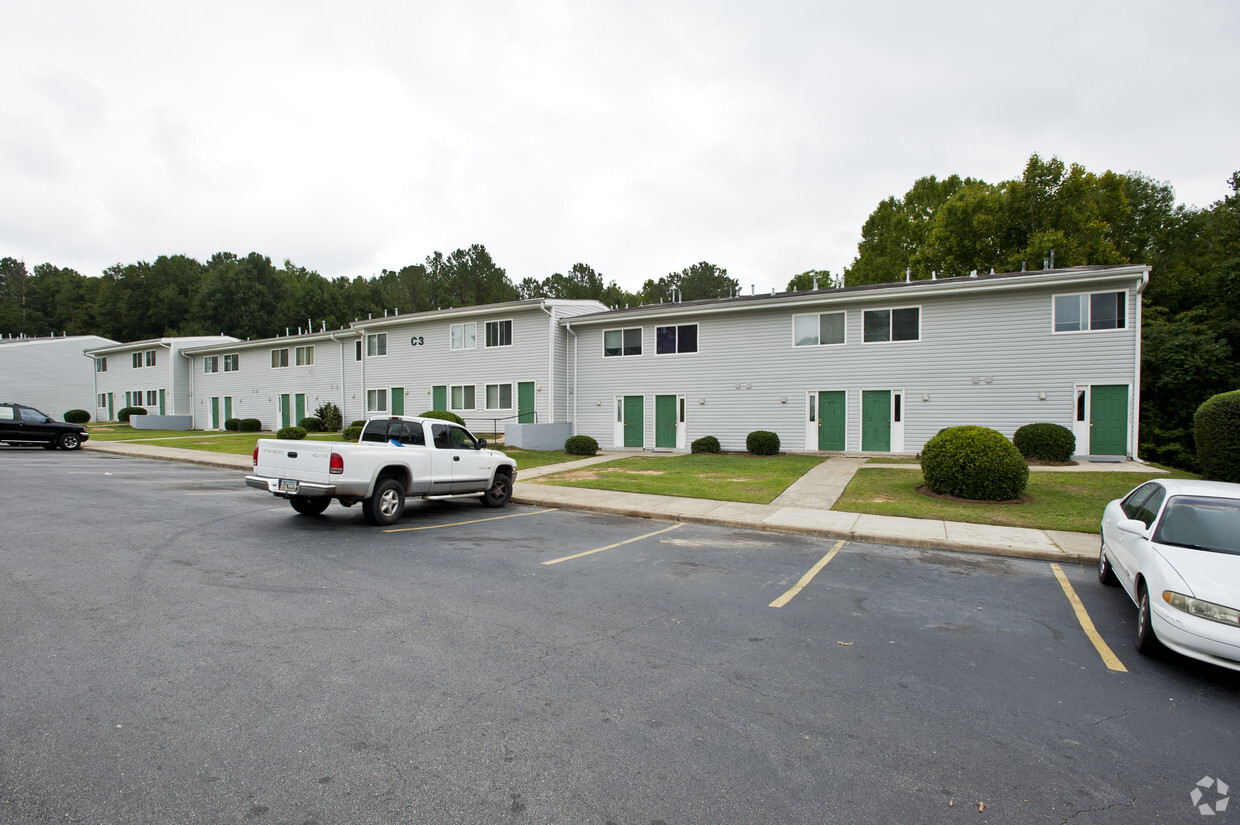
<box><xmin>342</xmin><ymin>425</ymin><xmax>363</xmax><ymax>442</ymax></box>
<box><xmin>239</xmin><ymin>418</ymin><xmax>262</xmax><ymax>432</ymax></box>
<box><xmin>1013</xmin><ymin>422</ymin><xmax>1076</xmax><ymax>462</ymax></box>
<box><xmin>420</xmin><ymin>409</ymin><xmax>466</xmax><ymax>426</ymax></box>
<box><xmin>1195</xmin><ymin>390</ymin><xmax>1240</xmax><ymax>483</ymax></box>
<box><xmin>350</xmin><ymin>420</ymin><xmax>367</xmax><ymax>428</ymax></box>
<box><xmin>922</xmin><ymin>425</ymin><xmax>1030</xmax><ymax>501</ymax></box>
<box><xmin>277</xmin><ymin>426</ymin><xmax>307</xmax><ymax>440</ymax></box>
<box><xmin>314</xmin><ymin>401</ymin><xmax>342</xmax><ymax>432</ymax></box>
<box><xmin>117</xmin><ymin>406</ymin><xmax>147</xmax><ymax>423</ymax></box>
<box><xmin>63</xmin><ymin>409</ymin><xmax>91</xmax><ymax>424</ymax></box>
<box><xmin>746</xmin><ymin>430</ymin><xmax>780</xmax><ymax>456</ymax></box>
<box><xmin>691</xmin><ymin>435</ymin><xmax>721</xmax><ymax>454</ymax></box>
<box><xmin>224</xmin><ymin>418</ymin><xmax>241</xmax><ymax>432</ymax></box>
<box><xmin>298</xmin><ymin>416</ymin><xmax>323</xmax><ymax>432</ymax></box>
<box><xmin>565</xmin><ymin>435</ymin><xmax>599</xmax><ymax>456</ymax></box>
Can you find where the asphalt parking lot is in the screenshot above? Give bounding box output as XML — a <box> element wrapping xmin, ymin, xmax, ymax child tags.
<box><xmin>1</xmin><ymin>449</ymin><xmax>1237</xmax><ymax>824</ymax></box>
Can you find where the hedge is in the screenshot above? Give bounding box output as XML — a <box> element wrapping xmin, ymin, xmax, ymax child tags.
<box><xmin>565</xmin><ymin>434</ymin><xmax>599</xmax><ymax>455</ymax></box>
<box><xmin>1013</xmin><ymin>422</ymin><xmax>1075</xmax><ymax>462</ymax></box>
<box><xmin>691</xmin><ymin>435</ymin><xmax>721</xmax><ymax>454</ymax></box>
<box><xmin>63</xmin><ymin>409</ymin><xmax>91</xmax><ymax>424</ymax></box>
<box><xmin>117</xmin><ymin>406</ymin><xmax>147</xmax><ymax>423</ymax></box>
<box><xmin>342</xmin><ymin>425</ymin><xmax>363</xmax><ymax>442</ymax></box>
<box><xmin>922</xmin><ymin>425</ymin><xmax>1029</xmax><ymax>501</ymax></box>
<box><xmin>276</xmin><ymin>426</ymin><xmax>308</xmax><ymax>440</ymax></box>
<box><xmin>1195</xmin><ymin>390</ymin><xmax>1240</xmax><ymax>483</ymax></box>
<box><xmin>420</xmin><ymin>409</ymin><xmax>466</xmax><ymax>426</ymax></box>
<box><xmin>224</xmin><ymin>418</ymin><xmax>240</xmax><ymax>432</ymax></box>
<box><xmin>297</xmin><ymin>416</ymin><xmax>322</xmax><ymax>432</ymax></box>
<box><xmin>238</xmin><ymin>418</ymin><xmax>262</xmax><ymax>432</ymax></box>
<box><xmin>746</xmin><ymin>430</ymin><xmax>780</xmax><ymax>456</ymax></box>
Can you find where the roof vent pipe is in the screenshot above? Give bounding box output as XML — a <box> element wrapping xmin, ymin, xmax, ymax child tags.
<box><xmin>751</xmin><ymin>284</ymin><xmax>755</xmax><ymax>295</ymax></box>
<box><xmin>931</xmin><ymin>271</ymin><xmax>937</xmax><ymax>280</ymax></box>
<box><xmin>1049</xmin><ymin>250</ymin><xmax>1055</xmax><ymax>269</ymax></box>
<box><xmin>1043</xmin><ymin>257</ymin><xmax>1049</xmax><ymax>270</ymax></box>
<box><xmin>1021</xmin><ymin>261</ymin><xmax>1027</xmax><ymax>272</ymax></box>
<box><xmin>906</xmin><ymin>268</ymin><xmax>911</xmax><ymax>283</ymax></box>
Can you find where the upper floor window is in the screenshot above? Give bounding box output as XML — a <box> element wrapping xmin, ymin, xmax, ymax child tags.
<box><xmin>603</xmin><ymin>328</ymin><xmax>642</xmax><ymax>357</ymax></box>
<box><xmin>203</xmin><ymin>356</ymin><xmax>219</xmax><ymax>373</ymax></box>
<box><xmin>451</xmin><ymin>323</ymin><xmax>477</xmax><ymax>350</ymax></box>
<box><xmin>224</xmin><ymin>354</ymin><xmax>239</xmax><ymax>372</ymax></box>
<box><xmin>863</xmin><ymin>307</ymin><xmax>920</xmax><ymax>343</ymax></box>
<box><xmin>656</xmin><ymin>324</ymin><xmax>698</xmax><ymax>355</ymax></box>
<box><xmin>145</xmin><ymin>350</ymin><xmax>157</xmax><ymax>366</ymax></box>
<box><xmin>485</xmin><ymin>320</ymin><xmax>512</xmax><ymax>347</ymax></box>
<box><xmin>1054</xmin><ymin>291</ymin><xmax>1126</xmax><ymax>332</ymax></box>
<box><xmin>95</xmin><ymin>357</ymin><xmax>107</xmax><ymax>372</ymax></box>
<box><xmin>793</xmin><ymin>312</ymin><xmax>845</xmax><ymax>347</ymax></box>
<box><xmin>355</xmin><ymin>340</ymin><xmax>363</xmax><ymax>361</ymax></box>
<box><xmin>132</xmin><ymin>352</ymin><xmax>141</xmax><ymax>368</ymax></box>
<box><xmin>366</xmin><ymin>333</ymin><xmax>387</xmax><ymax>357</ymax></box>
<box><xmin>271</xmin><ymin>348</ymin><xmax>289</xmax><ymax>368</ymax></box>
<box><xmin>295</xmin><ymin>345</ymin><xmax>314</xmax><ymax>366</ymax></box>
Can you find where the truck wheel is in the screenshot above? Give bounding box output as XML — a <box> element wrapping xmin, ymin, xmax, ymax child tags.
<box><xmin>481</xmin><ymin>473</ymin><xmax>513</xmax><ymax>508</ymax></box>
<box><xmin>59</xmin><ymin>433</ymin><xmax>82</xmax><ymax>451</ymax></box>
<box><xmin>363</xmin><ymin>478</ymin><xmax>405</xmax><ymax>525</ymax></box>
<box><xmin>290</xmin><ymin>496</ymin><xmax>330</xmax><ymax>516</ymax></box>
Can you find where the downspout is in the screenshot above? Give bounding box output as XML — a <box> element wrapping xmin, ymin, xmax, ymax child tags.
<box><xmin>540</xmin><ymin>301</ymin><xmax>555</xmax><ymax>423</ymax></box>
<box><xmin>179</xmin><ymin>347</ymin><xmax>194</xmax><ymax>427</ymax></box>
<box><xmin>1132</xmin><ymin>268</ymin><xmax>1150</xmax><ymax>463</ymax></box>
<box><xmin>566</xmin><ymin>320</ymin><xmax>578</xmax><ymax>434</ymax></box>
<box><xmin>329</xmin><ymin>331</ymin><xmax>349</xmax><ymax>424</ymax></box>
<box><xmin>83</xmin><ymin>349</ymin><xmax>99</xmax><ymax>420</ymax></box>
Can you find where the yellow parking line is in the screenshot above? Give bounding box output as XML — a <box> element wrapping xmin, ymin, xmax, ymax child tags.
<box><xmin>542</xmin><ymin>522</ymin><xmax>684</xmax><ymax>565</ymax></box>
<box><xmin>1050</xmin><ymin>563</ymin><xmax>1127</xmax><ymax>673</ymax></box>
<box><xmin>770</xmin><ymin>540</ymin><xmax>846</xmax><ymax>608</ymax></box>
<box><xmin>384</xmin><ymin>509</ymin><xmax>556</xmax><ymax>533</ymax></box>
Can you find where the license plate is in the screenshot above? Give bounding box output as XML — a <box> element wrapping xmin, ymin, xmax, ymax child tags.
<box><xmin>279</xmin><ymin>479</ymin><xmax>298</xmax><ymax>493</ymax></box>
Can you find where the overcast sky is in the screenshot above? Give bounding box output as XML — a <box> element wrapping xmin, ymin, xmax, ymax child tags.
<box><xmin>3</xmin><ymin>1</ymin><xmax>1237</xmax><ymax>294</ymax></box>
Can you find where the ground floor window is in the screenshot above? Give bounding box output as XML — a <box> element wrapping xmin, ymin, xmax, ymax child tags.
<box><xmin>485</xmin><ymin>383</ymin><xmax>512</xmax><ymax>410</ymax></box>
<box><xmin>367</xmin><ymin>389</ymin><xmax>387</xmax><ymax>412</ymax></box>
<box><xmin>451</xmin><ymin>385</ymin><xmax>476</xmax><ymax>411</ymax></box>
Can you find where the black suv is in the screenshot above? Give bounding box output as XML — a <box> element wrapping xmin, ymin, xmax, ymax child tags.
<box><xmin>0</xmin><ymin>403</ymin><xmax>89</xmax><ymax>450</ymax></box>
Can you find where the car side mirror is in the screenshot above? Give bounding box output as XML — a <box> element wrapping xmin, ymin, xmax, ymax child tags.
<box><xmin>1117</xmin><ymin>518</ymin><xmax>1151</xmax><ymax>538</ymax></box>
<box><xmin>477</xmin><ymin>438</ymin><xmax>487</xmax><ymax>449</ymax></box>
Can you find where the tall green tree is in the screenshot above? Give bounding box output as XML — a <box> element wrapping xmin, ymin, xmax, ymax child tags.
<box><xmin>845</xmin><ymin>175</ymin><xmax>969</xmax><ymax>284</ymax></box>
<box><xmin>641</xmin><ymin>261</ymin><xmax>738</xmax><ymax>303</ymax></box>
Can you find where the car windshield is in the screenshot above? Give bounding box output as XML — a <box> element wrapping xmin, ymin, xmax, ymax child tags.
<box><xmin>1153</xmin><ymin>495</ymin><xmax>1240</xmax><ymax>555</ymax></box>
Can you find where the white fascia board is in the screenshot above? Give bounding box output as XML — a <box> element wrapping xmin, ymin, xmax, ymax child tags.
<box><xmin>180</xmin><ymin>330</ymin><xmax>359</xmax><ymax>355</ymax></box>
<box><xmin>349</xmin><ymin>299</ymin><xmax>551</xmax><ymax>330</ymax></box>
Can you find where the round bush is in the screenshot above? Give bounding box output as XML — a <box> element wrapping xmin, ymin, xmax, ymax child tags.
<box><xmin>63</xmin><ymin>409</ymin><xmax>91</xmax><ymax>424</ymax></box>
<box><xmin>117</xmin><ymin>406</ymin><xmax>147</xmax><ymax>423</ymax></box>
<box><xmin>224</xmin><ymin>418</ymin><xmax>240</xmax><ymax>432</ymax></box>
<box><xmin>691</xmin><ymin>435</ymin><xmax>721</xmax><ymax>454</ymax></box>
<box><xmin>342</xmin><ymin>425</ymin><xmax>363</xmax><ymax>442</ymax></box>
<box><xmin>565</xmin><ymin>435</ymin><xmax>599</xmax><ymax>456</ymax></box>
<box><xmin>1195</xmin><ymin>390</ymin><xmax>1240</xmax><ymax>483</ymax></box>
<box><xmin>922</xmin><ymin>425</ymin><xmax>1030</xmax><ymax>501</ymax></box>
<box><xmin>276</xmin><ymin>426</ymin><xmax>307</xmax><ymax>440</ymax></box>
<box><xmin>420</xmin><ymin>409</ymin><xmax>465</xmax><ymax>426</ymax></box>
<box><xmin>239</xmin><ymin>418</ymin><xmax>262</xmax><ymax>432</ymax></box>
<box><xmin>1013</xmin><ymin>422</ymin><xmax>1076</xmax><ymax>462</ymax></box>
<box><xmin>298</xmin><ymin>416</ymin><xmax>323</xmax><ymax>432</ymax></box>
<box><xmin>746</xmin><ymin>430</ymin><xmax>780</xmax><ymax>456</ymax></box>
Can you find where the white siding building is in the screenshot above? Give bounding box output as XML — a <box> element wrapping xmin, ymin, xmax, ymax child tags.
<box><xmin>0</xmin><ymin>334</ymin><xmax>118</xmax><ymax>420</ymax></box>
<box><xmin>563</xmin><ymin>265</ymin><xmax>1148</xmax><ymax>457</ymax></box>
<box><xmin>85</xmin><ymin>337</ymin><xmax>239</xmax><ymax>421</ymax></box>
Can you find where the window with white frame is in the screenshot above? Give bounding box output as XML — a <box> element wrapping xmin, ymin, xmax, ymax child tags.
<box><xmin>95</xmin><ymin>357</ymin><xmax>107</xmax><ymax>372</ymax></box>
<box><xmin>367</xmin><ymin>388</ymin><xmax>387</xmax><ymax>412</ymax></box>
<box><xmin>603</xmin><ymin>328</ymin><xmax>642</xmax><ymax>357</ymax></box>
<box><xmin>224</xmin><ymin>354</ymin><xmax>239</xmax><ymax>371</ymax></box>
<box><xmin>355</xmin><ymin>340</ymin><xmax>363</xmax><ymax>361</ymax></box>
<box><xmin>485</xmin><ymin>383</ymin><xmax>513</xmax><ymax>410</ymax></box>
<box><xmin>485</xmin><ymin>320</ymin><xmax>512</xmax><ymax>347</ymax></box>
<box><xmin>271</xmin><ymin>348</ymin><xmax>289</xmax><ymax>368</ymax></box>
<box><xmin>295</xmin><ymin>345</ymin><xmax>314</xmax><ymax>366</ymax></box>
<box><xmin>366</xmin><ymin>333</ymin><xmax>387</xmax><ymax>356</ymax></box>
<box><xmin>132</xmin><ymin>352</ymin><xmax>142</xmax><ymax>368</ymax></box>
<box><xmin>1054</xmin><ymin>291</ymin><xmax>1126</xmax><ymax>332</ymax></box>
<box><xmin>204</xmin><ymin>356</ymin><xmax>219</xmax><ymax>373</ymax></box>
<box><xmin>145</xmin><ymin>350</ymin><xmax>157</xmax><ymax>366</ymax></box>
<box><xmin>450</xmin><ymin>385</ymin><xmax>476</xmax><ymax>411</ymax></box>
<box><xmin>793</xmin><ymin>312</ymin><xmax>845</xmax><ymax>346</ymax></box>
<box><xmin>98</xmin><ymin>393</ymin><xmax>106</xmax><ymax>407</ymax></box>
<box><xmin>451</xmin><ymin>323</ymin><xmax>477</xmax><ymax>350</ymax></box>
<box><xmin>656</xmin><ymin>324</ymin><xmax>698</xmax><ymax>355</ymax></box>
<box><xmin>146</xmin><ymin>390</ymin><xmax>158</xmax><ymax>405</ymax></box>
<box><xmin>863</xmin><ymin>307</ymin><xmax>920</xmax><ymax>342</ymax></box>
<box><xmin>130</xmin><ymin>389</ymin><xmax>142</xmax><ymax>406</ymax></box>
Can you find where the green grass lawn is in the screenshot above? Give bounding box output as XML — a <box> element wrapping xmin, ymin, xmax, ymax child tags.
<box><xmin>122</xmin><ymin>432</ymin><xmax>343</xmax><ymax>454</ymax></box>
<box><xmin>834</xmin><ymin>468</ymin><xmax>1195</xmax><ymax>532</ymax></box>
<box><xmin>531</xmin><ymin>453</ymin><xmax>826</xmax><ymax>504</ymax></box>
<box><xmin>502</xmin><ymin>448</ymin><xmax>588</xmax><ymax>471</ymax></box>
<box><xmin>87</xmin><ymin>425</ymin><xmax>227</xmax><ymax>441</ymax></box>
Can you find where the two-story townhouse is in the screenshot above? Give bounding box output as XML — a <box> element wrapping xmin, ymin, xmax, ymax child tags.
<box><xmin>0</xmin><ymin>334</ymin><xmax>118</xmax><ymax>420</ymax></box>
<box><xmin>181</xmin><ymin>329</ymin><xmax>363</xmax><ymax>430</ymax></box>
<box><xmin>563</xmin><ymin>264</ymin><xmax>1148</xmax><ymax>457</ymax></box>
<box><xmin>350</xmin><ymin>299</ymin><xmax>606</xmax><ymax>432</ymax></box>
<box><xmin>85</xmin><ymin>336</ymin><xmax>238</xmax><ymax>422</ymax></box>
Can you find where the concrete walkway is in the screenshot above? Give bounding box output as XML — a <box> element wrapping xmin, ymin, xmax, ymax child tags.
<box><xmin>83</xmin><ymin>441</ymin><xmax>1167</xmax><ymax>565</ymax></box>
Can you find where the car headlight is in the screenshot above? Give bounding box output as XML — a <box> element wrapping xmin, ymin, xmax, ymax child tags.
<box><xmin>1163</xmin><ymin>591</ymin><xmax>1240</xmax><ymax>627</ymax></box>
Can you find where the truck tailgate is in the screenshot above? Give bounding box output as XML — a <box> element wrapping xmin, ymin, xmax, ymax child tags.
<box><xmin>255</xmin><ymin>439</ymin><xmax>333</xmax><ymax>485</ymax></box>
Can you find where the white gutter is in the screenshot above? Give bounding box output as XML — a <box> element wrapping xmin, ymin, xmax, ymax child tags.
<box><xmin>566</xmin><ymin>320</ymin><xmax>578</xmax><ymax>432</ymax></box>
<box><xmin>540</xmin><ymin>301</ymin><xmax>555</xmax><ymax>423</ymax></box>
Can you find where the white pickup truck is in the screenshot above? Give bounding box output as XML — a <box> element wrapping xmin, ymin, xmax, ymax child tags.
<box><xmin>246</xmin><ymin>416</ymin><xmax>517</xmax><ymax>525</ymax></box>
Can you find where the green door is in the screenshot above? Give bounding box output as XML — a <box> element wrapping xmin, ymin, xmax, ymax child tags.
<box><xmin>1090</xmin><ymin>385</ymin><xmax>1128</xmax><ymax>456</ymax></box>
<box><xmin>158</xmin><ymin>389</ymin><xmax>166</xmax><ymax>415</ymax></box>
<box><xmin>432</xmin><ymin>385</ymin><xmax>447</xmax><ymax>411</ymax></box>
<box><xmin>517</xmin><ymin>382</ymin><xmax>536</xmax><ymax>423</ymax></box>
<box><xmin>655</xmin><ymin>395</ymin><xmax>678</xmax><ymax>449</ymax></box>
<box><xmin>107</xmin><ymin>393</ymin><xmax>114</xmax><ymax>421</ymax></box>
<box><xmin>280</xmin><ymin>394</ymin><xmax>291</xmax><ymax>428</ymax></box>
<box><xmin>295</xmin><ymin>393</ymin><xmax>306</xmax><ymax>423</ymax></box>
<box><xmin>210</xmin><ymin>397</ymin><xmax>220</xmax><ymax>429</ymax></box>
<box><xmin>817</xmin><ymin>391</ymin><xmax>846</xmax><ymax>450</ymax></box>
<box><xmin>224</xmin><ymin>397</ymin><xmax>232</xmax><ymax>422</ymax></box>
<box><xmin>391</xmin><ymin>387</ymin><xmax>404</xmax><ymax>416</ymax></box>
<box><xmin>861</xmin><ymin>390</ymin><xmax>891</xmax><ymax>452</ymax></box>
<box><xmin>623</xmin><ymin>396</ymin><xmax>644</xmax><ymax>448</ymax></box>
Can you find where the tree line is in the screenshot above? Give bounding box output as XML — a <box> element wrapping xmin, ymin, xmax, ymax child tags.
<box><xmin>3</xmin><ymin>153</ymin><xmax>1236</xmax><ymax>469</ymax></box>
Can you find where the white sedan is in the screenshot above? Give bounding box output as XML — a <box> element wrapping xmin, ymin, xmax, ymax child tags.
<box><xmin>1099</xmin><ymin>478</ymin><xmax>1240</xmax><ymax>672</ymax></box>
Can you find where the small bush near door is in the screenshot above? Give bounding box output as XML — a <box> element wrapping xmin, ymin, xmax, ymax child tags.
<box><xmin>420</xmin><ymin>409</ymin><xmax>466</xmax><ymax>426</ymax></box>
<box><xmin>1013</xmin><ymin>422</ymin><xmax>1075</xmax><ymax>462</ymax></box>
<box><xmin>691</xmin><ymin>435</ymin><xmax>721</xmax><ymax>454</ymax></box>
<box><xmin>1194</xmin><ymin>390</ymin><xmax>1240</xmax><ymax>483</ymax></box>
<box><xmin>746</xmin><ymin>431</ymin><xmax>781</xmax><ymax>456</ymax></box>
<box><xmin>922</xmin><ymin>425</ymin><xmax>1029</xmax><ymax>500</ymax></box>
<box><xmin>342</xmin><ymin>425</ymin><xmax>363</xmax><ymax>442</ymax></box>
<box><xmin>565</xmin><ymin>435</ymin><xmax>599</xmax><ymax>456</ymax></box>
<box><xmin>224</xmin><ymin>418</ymin><xmax>240</xmax><ymax>431</ymax></box>
<box><xmin>117</xmin><ymin>406</ymin><xmax>147</xmax><ymax>423</ymax></box>
<box><xmin>63</xmin><ymin>409</ymin><xmax>90</xmax><ymax>424</ymax></box>
<box><xmin>298</xmin><ymin>416</ymin><xmax>323</xmax><ymax>432</ymax></box>
<box><xmin>239</xmin><ymin>418</ymin><xmax>262</xmax><ymax>432</ymax></box>
<box><xmin>276</xmin><ymin>426</ymin><xmax>308</xmax><ymax>440</ymax></box>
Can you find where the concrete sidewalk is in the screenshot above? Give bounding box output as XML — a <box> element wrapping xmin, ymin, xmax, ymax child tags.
<box><xmin>83</xmin><ymin>441</ymin><xmax>1159</xmax><ymax>565</ymax></box>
